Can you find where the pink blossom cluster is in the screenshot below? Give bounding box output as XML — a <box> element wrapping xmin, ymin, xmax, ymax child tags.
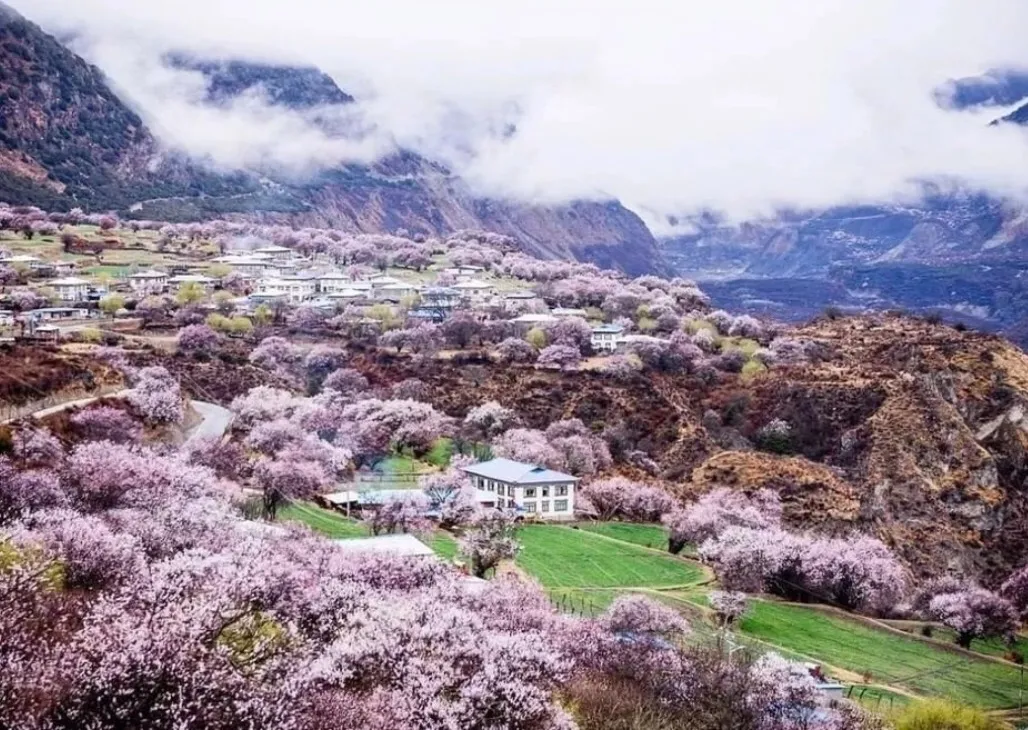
<box><xmin>699</xmin><ymin>526</ymin><xmax>907</xmax><ymax>615</ymax></box>
<box><xmin>492</xmin><ymin>419</ymin><xmax>612</xmax><ymax>477</ymax></box>
<box><xmin>662</xmin><ymin>488</ymin><xmax>782</xmax><ymax>554</ymax></box>
<box><xmin>70</xmin><ymin>406</ymin><xmax>142</xmax><ymax>444</ymax></box>
<box><xmin>578</xmin><ymin>477</ymin><xmax>676</xmax><ymax>522</ymax></box>
<box><xmin>127</xmin><ymin>366</ymin><xmax>184</xmax><ymax>424</ymax></box>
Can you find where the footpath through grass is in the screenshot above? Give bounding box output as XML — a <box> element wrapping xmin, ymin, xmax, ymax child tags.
<box><xmin>740</xmin><ymin>600</ymin><xmax>1027</xmax><ymax>709</ymax></box>
<box><xmin>516</xmin><ymin>524</ymin><xmax>705</xmax><ymax>589</ymax></box>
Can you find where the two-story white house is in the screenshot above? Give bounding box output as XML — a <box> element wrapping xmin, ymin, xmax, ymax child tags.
<box><xmin>453</xmin><ymin>279</ymin><xmax>494</xmax><ymax>301</ymax></box>
<box><xmin>591</xmin><ymin>323</ymin><xmax>625</xmax><ymax>353</ymax></box>
<box><xmin>127</xmin><ymin>270</ymin><xmax>169</xmax><ymax>295</ymax></box>
<box><xmin>49</xmin><ymin>277</ymin><xmax>91</xmax><ymax>303</ymax></box>
<box><xmin>461</xmin><ymin>458</ymin><xmax>577</xmax><ymax>520</ymax></box>
<box><xmin>256</xmin><ymin>275</ymin><xmax>317</xmax><ymax>303</ymax></box>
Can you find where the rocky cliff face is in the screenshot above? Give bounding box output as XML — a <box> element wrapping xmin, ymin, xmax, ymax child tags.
<box><xmin>0</xmin><ymin>15</ymin><xmax>665</xmax><ymax>274</ymax></box>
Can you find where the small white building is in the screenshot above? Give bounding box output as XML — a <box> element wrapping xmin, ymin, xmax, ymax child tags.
<box><xmin>511</xmin><ymin>313</ymin><xmax>557</xmax><ymax>332</ymax></box>
<box><xmin>462</xmin><ymin>458</ymin><xmax>577</xmax><ymax>520</ymax></box>
<box><xmin>375</xmin><ymin>282</ymin><xmax>420</xmax><ymax>302</ymax></box>
<box><xmin>49</xmin><ymin>277</ymin><xmax>91</xmax><ymax>303</ymax></box>
<box><xmin>317</xmin><ymin>271</ymin><xmax>357</xmax><ymax>295</ymax></box>
<box><xmin>591</xmin><ymin>323</ymin><xmax>625</xmax><ymax>353</ymax></box>
<box><xmin>168</xmin><ymin>274</ymin><xmax>216</xmax><ymax>292</ymax></box>
<box><xmin>453</xmin><ymin>279</ymin><xmax>494</xmax><ymax>299</ymax></box>
<box><xmin>215</xmin><ymin>254</ymin><xmax>275</xmax><ymax>278</ymax></box>
<box><xmin>256</xmin><ymin>275</ymin><xmax>317</xmax><ymax>303</ymax></box>
<box><xmin>252</xmin><ymin>245</ymin><xmax>297</xmax><ymax>263</ymax></box>
<box><xmin>127</xmin><ymin>270</ymin><xmax>169</xmax><ymax>295</ymax></box>
<box><xmin>0</xmin><ymin>254</ymin><xmax>46</xmax><ymax>270</ymax></box>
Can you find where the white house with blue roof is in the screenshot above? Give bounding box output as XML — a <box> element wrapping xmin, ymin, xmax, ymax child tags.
<box><xmin>591</xmin><ymin>323</ymin><xmax>625</xmax><ymax>353</ymax></box>
<box><xmin>461</xmin><ymin>458</ymin><xmax>578</xmax><ymax>520</ymax></box>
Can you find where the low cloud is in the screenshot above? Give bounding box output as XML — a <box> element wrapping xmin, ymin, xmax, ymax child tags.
<box><xmin>16</xmin><ymin>0</ymin><xmax>1028</xmax><ymax>230</ymax></box>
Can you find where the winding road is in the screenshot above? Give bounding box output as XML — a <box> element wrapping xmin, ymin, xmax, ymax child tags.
<box><xmin>185</xmin><ymin>401</ymin><xmax>234</xmax><ymax>444</ymax></box>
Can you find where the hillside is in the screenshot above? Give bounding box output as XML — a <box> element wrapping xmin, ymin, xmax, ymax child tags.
<box><xmin>0</xmin><ymin>3</ymin><xmax>255</xmax><ymax>210</ymax></box>
<box><xmin>310</xmin><ymin>314</ymin><xmax>1028</xmax><ymax>583</ymax></box>
<box><xmin>0</xmin><ymin>14</ymin><xmax>665</xmax><ymax>275</ymax></box>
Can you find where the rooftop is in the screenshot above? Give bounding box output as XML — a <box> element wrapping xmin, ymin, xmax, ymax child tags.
<box><xmin>50</xmin><ymin>277</ymin><xmax>90</xmax><ymax>286</ymax></box>
<box><xmin>331</xmin><ymin>534</ymin><xmax>435</xmax><ymax>557</ymax></box>
<box><xmin>453</xmin><ymin>279</ymin><xmax>492</xmax><ymax>289</ymax></box>
<box><xmin>461</xmin><ymin>458</ymin><xmax>578</xmax><ymax>485</ymax></box>
<box><xmin>592</xmin><ymin>324</ymin><xmax>625</xmax><ymax>334</ymax></box>
<box><xmin>128</xmin><ymin>270</ymin><xmax>168</xmax><ymax>279</ymax></box>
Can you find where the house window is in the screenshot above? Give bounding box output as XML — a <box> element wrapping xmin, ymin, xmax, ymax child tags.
<box><xmin>541</xmin><ymin>487</ymin><xmax>550</xmax><ymax>498</ymax></box>
<box><xmin>525</xmin><ymin>487</ymin><xmax>536</xmax><ymax>498</ymax></box>
<box><xmin>556</xmin><ymin>486</ymin><xmax>568</xmax><ymax>497</ymax></box>
<box><xmin>524</xmin><ymin>501</ymin><xmax>536</xmax><ymax>512</ymax></box>
<box><xmin>555</xmin><ymin>499</ymin><xmax>569</xmax><ymax>512</ymax></box>
<box><xmin>541</xmin><ymin>501</ymin><xmax>550</xmax><ymax>513</ymax></box>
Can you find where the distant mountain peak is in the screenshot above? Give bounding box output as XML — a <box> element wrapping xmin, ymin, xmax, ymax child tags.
<box><xmin>165</xmin><ymin>53</ymin><xmax>354</xmax><ymax>109</ymax></box>
<box><xmin>934</xmin><ymin>67</ymin><xmax>1028</xmax><ymax>110</ymax></box>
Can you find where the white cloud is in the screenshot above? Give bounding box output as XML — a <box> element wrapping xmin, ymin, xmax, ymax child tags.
<box><xmin>14</xmin><ymin>0</ymin><xmax>1028</xmax><ymax>230</ymax></box>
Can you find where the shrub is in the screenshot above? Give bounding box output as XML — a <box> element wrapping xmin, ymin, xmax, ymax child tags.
<box><xmin>891</xmin><ymin>699</ymin><xmax>1006</xmax><ymax>730</ymax></box>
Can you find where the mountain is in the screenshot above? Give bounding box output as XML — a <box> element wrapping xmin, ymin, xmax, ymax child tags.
<box><xmin>662</xmin><ymin>193</ymin><xmax>1028</xmax><ymax>341</ymax></box>
<box><xmin>166</xmin><ymin>53</ymin><xmax>355</xmax><ymax>108</ymax></box>
<box><xmin>0</xmin><ymin>13</ymin><xmax>665</xmax><ymax>275</ymax></box>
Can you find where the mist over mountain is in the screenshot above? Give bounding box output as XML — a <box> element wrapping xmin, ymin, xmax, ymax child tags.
<box><xmin>0</xmin><ymin>11</ymin><xmax>664</xmax><ymax>274</ymax></box>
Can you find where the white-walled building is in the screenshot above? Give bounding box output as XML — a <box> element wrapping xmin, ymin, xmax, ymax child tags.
<box><xmin>256</xmin><ymin>275</ymin><xmax>317</xmax><ymax>303</ymax></box>
<box><xmin>127</xmin><ymin>270</ymin><xmax>169</xmax><ymax>295</ymax></box>
<box><xmin>453</xmin><ymin>279</ymin><xmax>494</xmax><ymax>299</ymax></box>
<box><xmin>252</xmin><ymin>245</ymin><xmax>297</xmax><ymax>263</ymax></box>
<box><xmin>49</xmin><ymin>277</ymin><xmax>91</xmax><ymax>303</ymax></box>
<box><xmin>375</xmin><ymin>282</ymin><xmax>419</xmax><ymax>302</ymax></box>
<box><xmin>461</xmin><ymin>458</ymin><xmax>577</xmax><ymax>520</ymax></box>
<box><xmin>591</xmin><ymin>323</ymin><xmax>625</xmax><ymax>353</ymax></box>
<box><xmin>317</xmin><ymin>271</ymin><xmax>356</xmax><ymax>294</ymax></box>
<box><xmin>168</xmin><ymin>274</ymin><xmax>216</xmax><ymax>292</ymax></box>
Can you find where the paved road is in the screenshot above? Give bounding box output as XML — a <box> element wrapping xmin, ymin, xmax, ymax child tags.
<box><xmin>185</xmin><ymin>401</ymin><xmax>234</xmax><ymax>444</ymax></box>
<box><xmin>20</xmin><ymin>389</ymin><xmax>129</xmax><ymax>422</ymax></box>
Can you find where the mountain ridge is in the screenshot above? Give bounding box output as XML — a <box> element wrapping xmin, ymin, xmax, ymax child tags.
<box><xmin>0</xmin><ymin>15</ymin><xmax>667</xmax><ymax>275</ymax></box>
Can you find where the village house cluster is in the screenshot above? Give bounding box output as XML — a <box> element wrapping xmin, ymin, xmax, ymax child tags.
<box><xmin>1</xmin><ymin>239</ymin><xmax>663</xmax><ymax>354</ymax></box>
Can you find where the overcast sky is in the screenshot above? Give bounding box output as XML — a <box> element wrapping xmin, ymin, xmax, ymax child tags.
<box><xmin>15</xmin><ymin>0</ymin><xmax>1028</xmax><ymax>231</ymax></box>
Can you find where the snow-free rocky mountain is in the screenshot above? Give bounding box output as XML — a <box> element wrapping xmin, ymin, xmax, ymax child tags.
<box><xmin>0</xmin><ymin>3</ymin><xmax>664</xmax><ymax>275</ymax></box>
<box><xmin>663</xmin><ymin>69</ymin><xmax>1028</xmax><ymax>344</ymax></box>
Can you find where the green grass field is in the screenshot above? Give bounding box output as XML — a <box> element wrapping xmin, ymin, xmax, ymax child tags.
<box><xmin>576</xmin><ymin>522</ymin><xmax>670</xmax><ymax>550</ymax></box>
<box><xmin>429</xmin><ymin>530</ymin><xmax>459</xmax><ymax>560</ymax></box>
<box><xmin>516</xmin><ymin>524</ymin><xmax>705</xmax><ymax>589</ymax></box>
<box><xmin>887</xmin><ymin>622</ymin><xmax>1028</xmax><ymax>661</ymax></box>
<box><xmin>423</xmin><ymin>438</ymin><xmax>453</xmax><ymax>467</ymax></box>
<box><xmin>278</xmin><ymin>502</ymin><xmax>368</xmax><ymax>538</ymax></box>
<box><xmin>739</xmin><ymin>600</ymin><xmax>1027</xmax><ymax>709</ymax></box>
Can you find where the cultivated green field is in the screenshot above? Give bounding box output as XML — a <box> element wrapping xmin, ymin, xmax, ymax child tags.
<box><xmin>739</xmin><ymin>600</ymin><xmax>1027</xmax><ymax>709</ymax></box>
<box><xmin>576</xmin><ymin>522</ymin><xmax>670</xmax><ymax>550</ymax></box>
<box><xmin>516</xmin><ymin>524</ymin><xmax>705</xmax><ymax>589</ymax></box>
<box><xmin>279</xmin><ymin>502</ymin><xmax>368</xmax><ymax>538</ymax></box>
